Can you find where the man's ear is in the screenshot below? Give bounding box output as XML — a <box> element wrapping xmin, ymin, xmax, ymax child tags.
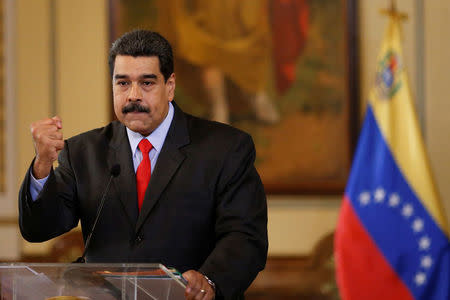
<box><xmin>166</xmin><ymin>73</ymin><xmax>176</xmax><ymax>101</ymax></box>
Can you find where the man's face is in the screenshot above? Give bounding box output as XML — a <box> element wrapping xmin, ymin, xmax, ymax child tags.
<box><xmin>113</xmin><ymin>55</ymin><xmax>175</xmax><ymax>136</ymax></box>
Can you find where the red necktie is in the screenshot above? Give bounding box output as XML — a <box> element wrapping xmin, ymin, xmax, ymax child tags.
<box><xmin>136</xmin><ymin>139</ymin><xmax>152</xmax><ymax>211</ymax></box>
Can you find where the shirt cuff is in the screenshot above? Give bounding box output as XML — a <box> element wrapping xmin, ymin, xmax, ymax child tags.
<box><xmin>29</xmin><ymin>170</ymin><xmax>49</xmax><ymax>201</ymax></box>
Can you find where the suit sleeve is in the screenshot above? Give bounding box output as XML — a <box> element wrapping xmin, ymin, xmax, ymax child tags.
<box><xmin>18</xmin><ymin>141</ymin><xmax>80</xmax><ymax>242</ymax></box>
<box><xmin>198</xmin><ymin>132</ymin><xmax>268</xmax><ymax>299</ymax></box>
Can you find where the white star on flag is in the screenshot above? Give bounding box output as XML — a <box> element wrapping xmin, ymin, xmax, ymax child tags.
<box><xmin>419</xmin><ymin>236</ymin><xmax>431</xmax><ymax>250</ymax></box>
<box><xmin>414</xmin><ymin>272</ymin><xmax>426</xmax><ymax>286</ymax></box>
<box><xmin>388</xmin><ymin>193</ymin><xmax>400</xmax><ymax>207</ymax></box>
<box><xmin>412</xmin><ymin>218</ymin><xmax>424</xmax><ymax>233</ymax></box>
<box><xmin>359</xmin><ymin>192</ymin><xmax>370</xmax><ymax>206</ymax></box>
<box><xmin>421</xmin><ymin>256</ymin><xmax>433</xmax><ymax>269</ymax></box>
<box><xmin>402</xmin><ymin>204</ymin><xmax>414</xmax><ymax>218</ymax></box>
<box><xmin>374</xmin><ymin>188</ymin><xmax>385</xmax><ymax>203</ymax></box>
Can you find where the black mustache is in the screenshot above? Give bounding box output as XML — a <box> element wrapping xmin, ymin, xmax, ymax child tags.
<box><xmin>122</xmin><ymin>103</ymin><xmax>150</xmax><ymax>114</ymax></box>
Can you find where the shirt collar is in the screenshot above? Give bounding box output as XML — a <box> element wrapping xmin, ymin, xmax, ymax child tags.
<box><xmin>126</xmin><ymin>102</ymin><xmax>174</xmax><ymax>155</ymax></box>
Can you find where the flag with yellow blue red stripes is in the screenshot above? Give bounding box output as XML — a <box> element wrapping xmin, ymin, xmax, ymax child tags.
<box><xmin>335</xmin><ymin>13</ymin><xmax>449</xmax><ymax>300</ymax></box>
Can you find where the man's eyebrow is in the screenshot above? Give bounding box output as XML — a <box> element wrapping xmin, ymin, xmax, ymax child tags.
<box><xmin>114</xmin><ymin>74</ymin><xmax>158</xmax><ymax>80</ymax></box>
<box><xmin>114</xmin><ymin>74</ymin><xmax>128</xmax><ymax>80</ymax></box>
<box><xmin>141</xmin><ymin>74</ymin><xmax>158</xmax><ymax>79</ymax></box>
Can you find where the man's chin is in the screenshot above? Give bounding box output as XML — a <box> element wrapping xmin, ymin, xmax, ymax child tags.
<box><xmin>123</xmin><ymin>120</ymin><xmax>152</xmax><ymax>136</ymax></box>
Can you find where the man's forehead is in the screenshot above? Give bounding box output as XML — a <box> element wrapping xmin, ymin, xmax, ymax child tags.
<box><xmin>113</xmin><ymin>55</ymin><xmax>161</xmax><ymax>76</ymax></box>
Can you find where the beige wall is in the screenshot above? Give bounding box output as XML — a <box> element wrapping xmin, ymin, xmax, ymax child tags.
<box><xmin>1</xmin><ymin>0</ymin><xmax>448</xmax><ymax>259</ymax></box>
<box><xmin>424</xmin><ymin>1</ymin><xmax>450</xmax><ymax>223</ymax></box>
<box><xmin>16</xmin><ymin>0</ymin><xmax>52</xmax><ymax>189</ymax></box>
<box><xmin>55</xmin><ymin>0</ymin><xmax>109</xmax><ymax>138</ymax></box>
<box><xmin>267</xmin><ymin>196</ymin><xmax>339</xmax><ymax>255</ymax></box>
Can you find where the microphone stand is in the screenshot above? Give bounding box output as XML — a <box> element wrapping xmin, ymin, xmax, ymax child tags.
<box><xmin>74</xmin><ymin>165</ymin><xmax>120</xmax><ymax>263</ymax></box>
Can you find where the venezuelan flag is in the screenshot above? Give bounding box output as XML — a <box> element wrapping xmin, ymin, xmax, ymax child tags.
<box><xmin>335</xmin><ymin>13</ymin><xmax>450</xmax><ymax>300</ymax></box>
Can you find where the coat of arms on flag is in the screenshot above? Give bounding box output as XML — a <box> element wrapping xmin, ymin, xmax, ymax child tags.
<box><xmin>375</xmin><ymin>50</ymin><xmax>402</xmax><ymax>100</ymax></box>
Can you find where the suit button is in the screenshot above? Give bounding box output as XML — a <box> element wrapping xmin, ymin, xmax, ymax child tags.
<box><xmin>135</xmin><ymin>235</ymin><xmax>143</xmax><ymax>244</ymax></box>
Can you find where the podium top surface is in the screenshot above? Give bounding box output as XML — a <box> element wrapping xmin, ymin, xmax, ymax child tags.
<box><xmin>0</xmin><ymin>263</ymin><xmax>187</xmax><ymax>300</ymax></box>
<box><xmin>0</xmin><ymin>262</ymin><xmax>165</xmax><ymax>268</ymax></box>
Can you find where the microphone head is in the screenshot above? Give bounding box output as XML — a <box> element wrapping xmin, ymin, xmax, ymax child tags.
<box><xmin>110</xmin><ymin>164</ymin><xmax>121</xmax><ymax>177</ymax></box>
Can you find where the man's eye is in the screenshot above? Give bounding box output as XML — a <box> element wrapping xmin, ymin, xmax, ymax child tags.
<box><xmin>117</xmin><ymin>81</ymin><xmax>128</xmax><ymax>86</ymax></box>
<box><xmin>142</xmin><ymin>81</ymin><xmax>154</xmax><ymax>86</ymax></box>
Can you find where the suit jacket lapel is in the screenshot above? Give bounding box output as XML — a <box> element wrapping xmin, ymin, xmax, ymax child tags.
<box><xmin>108</xmin><ymin>122</ymin><xmax>139</xmax><ymax>229</ymax></box>
<box><xmin>136</xmin><ymin>102</ymin><xmax>190</xmax><ymax>232</ymax></box>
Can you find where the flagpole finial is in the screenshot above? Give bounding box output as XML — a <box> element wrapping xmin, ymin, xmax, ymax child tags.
<box><xmin>380</xmin><ymin>0</ymin><xmax>408</xmax><ymax>20</ymax></box>
<box><xmin>390</xmin><ymin>0</ymin><xmax>397</xmax><ymax>13</ymax></box>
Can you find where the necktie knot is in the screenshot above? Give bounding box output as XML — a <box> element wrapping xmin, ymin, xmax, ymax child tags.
<box><xmin>138</xmin><ymin>139</ymin><xmax>152</xmax><ymax>154</ymax></box>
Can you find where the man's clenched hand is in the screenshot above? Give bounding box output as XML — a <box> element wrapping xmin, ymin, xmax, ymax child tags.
<box><xmin>31</xmin><ymin>116</ymin><xmax>64</xmax><ymax>179</ymax></box>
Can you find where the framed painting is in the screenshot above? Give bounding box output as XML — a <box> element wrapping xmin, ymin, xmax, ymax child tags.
<box><xmin>109</xmin><ymin>0</ymin><xmax>359</xmax><ymax>194</ymax></box>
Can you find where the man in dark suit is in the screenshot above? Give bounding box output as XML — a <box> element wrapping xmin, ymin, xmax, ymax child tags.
<box><xmin>18</xmin><ymin>30</ymin><xmax>268</xmax><ymax>300</ymax></box>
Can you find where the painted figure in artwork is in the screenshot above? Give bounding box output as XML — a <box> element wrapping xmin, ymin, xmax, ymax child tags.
<box><xmin>156</xmin><ymin>0</ymin><xmax>309</xmax><ymax>124</ymax></box>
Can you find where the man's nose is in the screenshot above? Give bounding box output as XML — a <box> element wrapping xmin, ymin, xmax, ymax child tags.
<box><xmin>128</xmin><ymin>82</ymin><xmax>142</xmax><ymax>101</ymax></box>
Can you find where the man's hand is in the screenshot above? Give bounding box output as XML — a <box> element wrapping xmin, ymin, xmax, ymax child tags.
<box><xmin>182</xmin><ymin>270</ymin><xmax>215</xmax><ymax>300</ymax></box>
<box><xmin>31</xmin><ymin>116</ymin><xmax>64</xmax><ymax>179</ymax></box>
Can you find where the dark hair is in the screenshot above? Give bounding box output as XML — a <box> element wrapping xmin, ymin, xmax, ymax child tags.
<box><xmin>108</xmin><ymin>30</ymin><xmax>174</xmax><ymax>81</ymax></box>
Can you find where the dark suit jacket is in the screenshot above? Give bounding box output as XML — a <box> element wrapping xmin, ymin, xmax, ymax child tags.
<box><xmin>19</xmin><ymin>102</ymin><xmax>268</xmax><ymax>299</ymax></box>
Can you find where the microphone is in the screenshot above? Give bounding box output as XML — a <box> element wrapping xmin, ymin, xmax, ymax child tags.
<box><xmin>74</xmin><ymin>164</ymin><xmax>121</xmax><ymax>263</ymax></box>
